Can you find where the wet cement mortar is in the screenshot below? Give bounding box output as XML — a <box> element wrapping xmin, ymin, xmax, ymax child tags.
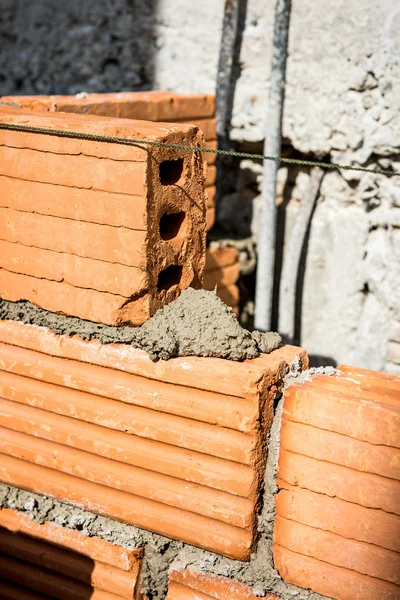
<box><xmin>0</xmin><ymin>366</ymin><xmax>338</xmax><ymax>599</ymax></box>
<box><xmin>0</xmin><ymin>289</ymin><xmax>281</xmax><ymax>361</ymax></box>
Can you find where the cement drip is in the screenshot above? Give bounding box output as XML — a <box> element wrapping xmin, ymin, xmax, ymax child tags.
<box><xmin>0</xmin><ymin>290</ymin><xmax>281</xmax><ymax>362</ymax></box>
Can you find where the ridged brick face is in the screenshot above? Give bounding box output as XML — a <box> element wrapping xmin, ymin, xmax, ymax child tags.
<box><xmin>274</xmin><ymin>366</ymin><xmax>400</xmax><ymax>600</ymax></box>
<box><xmin>0</xmin><ymin>318</ymin><xmax>308</xmax><ymax>560</ymax></box>
<box><xmin>0</xmin><ymin>105</ymin><xmax>207</xmax><ymax>325</ymax></box>
<box><xmin>166</xmin><ymin>569</ymin><xmax>280</xmax><ymax>599</ymax></box>
<box><xmin>0</xmin><ymin>91</ymin><xmax>217</xmax><ymax>231</ymax></box>
<box><xmin>0</xmin><ymin>507</ymin><xmax>143</xmax><ymax>599</ymax></box>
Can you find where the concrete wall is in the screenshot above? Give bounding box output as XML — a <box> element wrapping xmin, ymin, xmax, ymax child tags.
<box><xmin>1</xmin><ymin>0</ymin><xmax>399</xmax><ymax>372</ymax></box>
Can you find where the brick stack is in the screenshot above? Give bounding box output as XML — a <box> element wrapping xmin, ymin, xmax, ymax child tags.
<box><xmin>0</xmin><ymin>508</ymin><xmax>143</xmax><ymax>599</ymax></box>
<box><xmin>204</xmin><ymin>247</ymin><xmax>240</xmax><ymax>316</ymax></box>
<box><xmin>0</xmin><ymin>106</ymin><xmax>206</xmax><ymax>325</ymax></box>
<box><xmin>274</xmin><ymin>365</ymin><xmax>400</xmax><ymax>600</ymax></box>
<box><xmin>0</xmin><ymin>317</ymin><xmax>307</xmax><ymax>560</ymax></box>
<box><xmin>0</xmin><ymin>91</ymin><xmax>217</xmax><ymax>232</ymax></box>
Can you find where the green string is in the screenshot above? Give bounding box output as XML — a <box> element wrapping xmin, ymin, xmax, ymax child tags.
<box><xmin>0</xmin><ymin>122</ymin><xmax>398</xmax><ymax>177</ymax></box>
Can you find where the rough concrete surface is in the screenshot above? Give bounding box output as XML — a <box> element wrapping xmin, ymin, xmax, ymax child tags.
<box><xmin>0</xmin><ymin>290</ymin><xmax>281</xmax><ymax>361</ymax></box>
<box><xmin>0</xmin><ymin>366</ymin><xmax>332</xmax><ymax>600</ymax></box>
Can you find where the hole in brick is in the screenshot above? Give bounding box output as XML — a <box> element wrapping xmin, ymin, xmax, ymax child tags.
<box><xmin>157</xmin><ymin>265</ymin><xmax>183</xmax><ymax>292</ymax></box>
<box><xmin>159</xmin><ymin>211</ymin><xmax>186</xmax><ymax>240</ymax></box>
<box><xmin>159</xmin><ymin>158</ymin><xmax>184</xmax><ymax>185</ymax></box>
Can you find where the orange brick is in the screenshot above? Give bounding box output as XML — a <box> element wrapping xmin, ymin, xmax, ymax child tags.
<box><xmin>274</xmin><ymin>544</ymin><xmax>400</xmax><ymax>600</ymax></box>
<box><xmin>0</xmin><ymin>319</ymin><xmax>304</xmax><ymax>400</ymax></box>
<box><xmin>204</xmin><ymin>263</ymin><xmax>240</xmax><ymax>289</ymax></box>
<box><xmin>274</xmin><ymin>515</ymin><xmax>400</xmax><ymax>584</ymax></box>
<box><xmin>206</xmin><ymin>283</ymin><xmax>240</xmax><ymax>308</ymax></box>
<box><xmin>206</xmin><ymin>206</ymin><xmax>215</xmax><ymax>231</ymax></box>
<box><xmin>0</xmin><ymin>552</ymin><xmax>130</xmax><ymax>600</ymax></box>
<box><xmin>0</xmin><ymin>454</ymin><xmax>254</xmax><ymax>560</ymax></box>
<box><xmin>168</xmin><ymin>570</ymin><xmax>279</xmax><ymax>600</ymax></box>
<box><xmin>278</xmin><ymin>449</ymin><xmax>400</xmax><ymax>514</ymax></box>
<box><xmin>275</xmin><ymin>485</ymin><xmax>400</xmax><ymax>552</ymax></box>
<box><xmin>206</xmin><ymin>186</ymin><xmax>216</xmax><ymax>208</ymax></box>
<box><xmin>337</xmin><ymin>364</ymin><xmax>400</xmax><ymax>399</ymax></box>
<box><xmin>313</xmin><ymin>372</ymin><xmax>400</xmax><ymax>408</ymax></box>
<box><xmin>205</xmin><ymin>248</ymin><xmax>239</xmax><ymax>270</ymax></box>
<box><xmin>0</xmin><ymin>580</ymin><xmax>49</xmax><ymax>600</ymax></box>
<box><xmin>283</xmin><ymin>380</ymin><xmax>400</xmax><ymax>447</ymax></box>
<box><xmin>0</xmin><ymin>508</ymin><xmax>141</xmax><ymax>571</ymax></box>
<box><xmin>1</xmin><ymin>91</ymin><xmax>216</xmax><ymax>121</ymax></box>
<box><xmin>206</xmin><ymin>165</ymin><xmax>216</xmax><ymax>186</ymax></box>
<box><xmin>0</xmin><ymin>525</ymin><xmax>141</xmax><ymax>598</ymax></box>
<box><xmin>0</xmin><ymin>106</ymin><xmax>206</xmax><ymax>325</ymax></box>
<box><xmin>280</xmin><ymin>418</ymin><xmax>400</xmax><ymax>480</ymax></box>
<box><xmin>0</xmin><ymin>371</ymin><xmax>258</xmax><ymax>464</ymax></box>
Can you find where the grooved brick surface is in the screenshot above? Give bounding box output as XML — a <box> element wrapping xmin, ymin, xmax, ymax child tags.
<box><xmin>0</xmin><ymin>508</ymin><xmax>143</xmax><ymax>599</ymax></box>
<box><xmin>0</xmin><ymin>106</ymin><xmax>207</xmax><ymax>325</ymax></box>
<box><xmin>0</xmin><ymin>318</ymin><xmax>308</xmax><ymax>559</ymax></box>
<box><xmin>274</xmin><ymin>367</ymin><xmax>400</xmax><ymax>599</ymax></box>
<box><xmin>167</xmin><ymin>570</ymin><xmax>279</xmax><ymax>600</ymax></box>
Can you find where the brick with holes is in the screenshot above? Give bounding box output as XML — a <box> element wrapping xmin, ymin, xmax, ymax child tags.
<box><xmin>0</xmin><ymin>106</ymin><xmax>207</xmax><ymax>325</ymax></box>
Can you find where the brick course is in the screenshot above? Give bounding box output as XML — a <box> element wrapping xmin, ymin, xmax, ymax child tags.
<box><xmin>274</xmin><ymin>367</ymin><xmax>400</xmax><ymax>599</ymax></box>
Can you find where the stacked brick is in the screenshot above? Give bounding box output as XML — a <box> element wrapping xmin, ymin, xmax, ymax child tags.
<box><xmin>0</xmin><ymin>317</ymin><xmax>307</xmax><ymax>560</ymax></box>
<box><xmin>0</xmin><ymin>91</ymin><xmax>217</xmax><ymax>231</ymax></box>
<box><xmin>0</xmin><ymin>507</ymin><xmax>143</xmax><ymax>599</ymax></box>
<box><xmin>165</xmin><ymin>570</ymin><xmax>279</xmax><ymax>599</ymax></box>
<box><xmin>274</xmin><ymin>365</ymin><xmax>400</xmax><ymax>600</ymax></box>
<box><xmin>204</xmin><ymin>247</ymin><xmax>240</xmax><ymax>315</ymax></box>
<box><xmin>0</xmin><ymin>105</ymin><xmax>207</xmax><ymax>325</ymax></box>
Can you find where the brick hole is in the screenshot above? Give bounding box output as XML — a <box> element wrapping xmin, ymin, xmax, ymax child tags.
<box><xmin>159</xmin><ymin>211</ymin><xmax>186</xmax><ymax>240</ymax></box>
<box><xmin>157</xmin><ymin>265</ymin><xmax>183</xmax><ymax>292</ymax></box>
<box><xmin>159</xmin><ymin>158</ymin><xmax>184</xmax><ymax>185</ymax></box>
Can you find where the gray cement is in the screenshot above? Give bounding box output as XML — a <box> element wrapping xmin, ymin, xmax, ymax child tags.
<box><xmin>0</xmin><ymin>290</ymin><xmax>281</xmax><ymax>361</ymax></box>
<box><xmin>0</xmin><ymin>367</ymin><xmax>334</xmax><ymax>600</ymax></box>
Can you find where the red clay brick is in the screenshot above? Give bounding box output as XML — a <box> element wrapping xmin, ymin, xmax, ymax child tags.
<box><xmin>0</xmin><ymin>106</ymin><xmax>207</xmax><ymax>325</ymax></box>
<box><xmin>205</xmin><ymin>247</ymin><xmax>238</xmax><ymax>270</ymax></box>
<box><xmin>204</xmin><ymin>263</ymin><xmax>240</xmax><ymax>289</ymax></box>
<box><xmin>275</xmin><ymin>484</ymin><xmax>400</xmax><ymax>552</ymax></box>
<box><xmin>0</xmin><ymin>508</ymin><xmax>141</xmax><ymax>571</ymax></box>
<box><xmin>0</xmin><ymin>371</ymin><xmax>258</xmax><ymax>464</ymax></box>
<box><xmin>0</xmin><ymin>579</ymin><xmax>52</xmax><ymax>600</ymax></box>
<box><xmin>283</xmin><ymin>381</ymin><xmax>400</xmax><ymax>447</ymax></box>
<box><xmin>313</xmin><ymin>372</ymin><xmax>400</xmax><ymax>408</ymax></box>
<box><xmin>0</xmin><ymin>526</ymin><xmax>141</xmax><ymax>598</ymax></box>
<box><xmin>280</xmin><ymin>418</ymin><xmax>400</xmax><ymax>480</ymax></box>
<box><xmin>1</xmin><ymin>90</ymin><xmax>216</xmax><ymax>121</ymax></box>
<box><xmin>0</xmin><ymin>240</ymin><xmax>148</xmax><ymax>298</ymax></box>
<box><xmin>168</xmin><ymin>570</ymin><xmax>279</xmax><ymax>600</ymax></box>
<box><xmin>0</xmin><ymin>552</ymin><xmax>128</xmax><ymax>600</ymax></box>
<box><xmin>0</xmin><ymin>454</ymin><xmax>254</xmax><ymax>560</ymax></box>
<box><xmin>274</xmin><ymin>515</ymin><xmax>400</xmax><ymax>584</ymax></box>
<box><xmin>0</xmin><ymin>175</ymin><xmax>149</xmax><ymax>229</ymax></box>
<box><xmin>206</xmin><ymin>165</ymin><xmax>216</xmax><ymax>186</ymax></box>
<box><xmin>204</xmin><ymin>283</ymin><xmax>240</xmax><ymax>308</ymax></box>
<box><xmin>274</xmin><ymin>544</ymin><xmax>400</xmax><ymax>600</ymax></box>
<box><xmin>278</xmin><ymin>449</ymin><xmax>400</xmax><ymax>514</ymax></box>
<box><xmin>337</xmin><ymin>364</ymin><xmax>400</xmax><ymax>398</ymax></box>
<box><xmin>0</xmin><ymin>342</ymin><xmax>259</xmax><ymax>433</ymax></box>
<box><xmin>0</xmin><ymin>399</ymin><xmax>255</xmax><ymax>498</ymax></box>
<box><xmin>0</xmin><ymin>319</ymin><xmax>304</xmax><ymax>399</ymax></box>
<box><xmin>206</xmin><ymin>206</ymin><xmax>215</xmax><ymax>231</ymax></box>
<box><xmin>0</xmin><ymin>427</ymin><xmax>254</xmax><ymax>527</ymax></box>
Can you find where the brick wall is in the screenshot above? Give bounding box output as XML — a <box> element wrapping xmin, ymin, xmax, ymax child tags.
<box><xmin>0</xmin><ymin>317</ymin><xmax>306</xmax><ymax>560</ymax></box>
<box><xmin>274</xmin><ymin>366</ymin><xmax>400</xmax><ymax>600</ymax></box>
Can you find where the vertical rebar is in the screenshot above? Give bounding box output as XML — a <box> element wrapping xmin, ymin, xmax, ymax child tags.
<box><xmin>254</xmin><ymin>0</ymin><xmax>291</xmax><ymax>331</ymax></box>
